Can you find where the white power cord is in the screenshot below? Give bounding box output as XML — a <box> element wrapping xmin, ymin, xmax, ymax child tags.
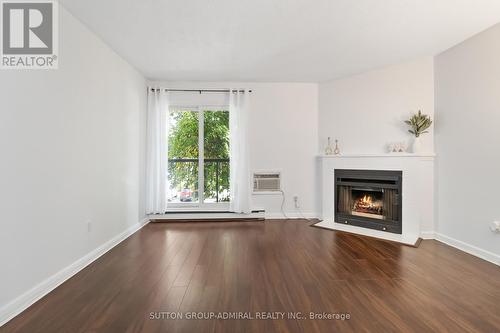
<box><xmin>296</xmin><ymin>205</ymin><xmax>314</xmax><ymax>222</ymax></box>
<box><xmin>279</xmin><ymin>190</ymin><xmax>313</xmax><ymax>222</ymax></box>
<box><xmin>296</xmin><ymin>205</ymin><xmax>307</xmax><ymax>219</ymax></box>
<box><xmin>279</xmin><ymin>190</ymin><xmax>290</xmax><ymax>219</ymax></box>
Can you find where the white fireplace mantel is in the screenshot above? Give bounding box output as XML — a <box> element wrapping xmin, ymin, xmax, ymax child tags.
<box><xmin>319</xmin><ymin>153</ymin><xmax>436</xmax><ymax>158</ymax></box>
<box><xmin>317</xmin><ymin>154</ymin><xmax>435</xmax><ymax>245</ymax></box>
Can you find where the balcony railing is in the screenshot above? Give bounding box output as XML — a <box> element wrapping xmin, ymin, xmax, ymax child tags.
<box><xmin>168</xmin><ymin>158</ymin><xmax>230</xmax><ymax>203</ymax></box>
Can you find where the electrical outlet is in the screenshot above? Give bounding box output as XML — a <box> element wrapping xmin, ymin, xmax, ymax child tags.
<box><xmin>293</xmin><ymin>196</ymin><xmax>299</xmax><ymax>208</ymax></box>
<box><xmin>86</xmin><ymin>220</ymin><xmax>92</xmax><ymax>233</ymax></box>
<box><xmin>490</xmin><ymin>221</ymin><xmax>500</xmax><ymax>233</ymax></box>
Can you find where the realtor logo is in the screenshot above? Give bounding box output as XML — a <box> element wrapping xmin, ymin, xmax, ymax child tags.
<box><xmin>1</xmin><ymin>0</ymin><xmax>58</xmax><ymax>69</ymax></box>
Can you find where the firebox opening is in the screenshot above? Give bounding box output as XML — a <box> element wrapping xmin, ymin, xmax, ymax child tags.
<box><xmin>351</xmin><ymin>188</ymin><xmax>384</xmax><ymax>220</ymax></box>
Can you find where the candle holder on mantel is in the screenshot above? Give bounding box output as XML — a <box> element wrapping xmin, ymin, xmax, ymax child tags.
<box><xmin>325</xmin><ymin>137</ymin><xmax>334</xmax><ymax>155</ymax></box>
<box><xmin>325</xmin><ymin>138</ymin><xmax>341</xmax><ymax>155</ymax></box>
<box><xmin>333</xmin><ymin>139</ymin><xmax>341</xmax><ymax>155</ymax></box>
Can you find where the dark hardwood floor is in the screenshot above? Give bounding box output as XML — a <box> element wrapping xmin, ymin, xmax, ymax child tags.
<box><xmin>2</xmin><ymin>220</ymin><xmax>500</xmax><ymax>333</ymax></box>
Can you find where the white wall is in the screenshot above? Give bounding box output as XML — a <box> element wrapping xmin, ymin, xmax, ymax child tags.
<box><xmin>149</xmin><ymin>81</ymin><xmax>319</xmax><ymax>218</ymax></box>
<box><xmin>249</xmin><ymin>83</ymin><xmax>319</xmax><ymax>218</ymax></box>
<box><xmin>0</xmin><ymin>6</ymin><xmax>146</xmax><ymax>314</ymax></box>
<box><xmin>319</xmin><ymin>58</ymin><xmax>435</xmax><ymax>154</ymax></box>
<box><xmin>435</xmin><ymin>24</ymin><xmax>500</xmax><ymax>262</ymax></box>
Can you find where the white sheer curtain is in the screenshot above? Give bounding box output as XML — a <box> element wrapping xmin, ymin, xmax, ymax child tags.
<box><xmin>229</xmin><ymin>89</ymin><xmax>252</xmax><ymax>214</ymax></box>
<box><xmin>146</xmin><ymin>88</ymin><xmax>170</xmax><ymax>214</ymax></box>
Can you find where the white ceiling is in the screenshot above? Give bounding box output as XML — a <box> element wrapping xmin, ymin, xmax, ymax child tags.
<box><xmin>60</xmin><ymin>0</ymin><xmax>500</xmax><ymax>82</ymax></box>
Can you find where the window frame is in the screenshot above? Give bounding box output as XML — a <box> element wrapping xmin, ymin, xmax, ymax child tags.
<box><xmin>167</xmin><ymin>104</ymin><xmax>230</xmax><ymax>211</ymax></box>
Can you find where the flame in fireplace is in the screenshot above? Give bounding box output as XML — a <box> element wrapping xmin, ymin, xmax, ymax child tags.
<box><xmin>360</xmin><ymin>195</ymin><xmax>373</xmax><ymax>205</ymax></box>
<box><xmin>353</xmin><ymin>193</ymin><xmax>383</xmax><ymax>216</ymax></box>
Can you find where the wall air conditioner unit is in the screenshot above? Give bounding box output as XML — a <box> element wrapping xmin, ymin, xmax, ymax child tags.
<box><xmin>253</xmin><ymin>172</ymin><xmax>281</xmax><ymax>193</ymax></box>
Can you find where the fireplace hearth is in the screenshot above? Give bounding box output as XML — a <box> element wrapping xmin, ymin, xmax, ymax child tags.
<box><xmin>335</xmin><ymin>169</ymin><xmax>402</xmax><ymax>234</ymax></box>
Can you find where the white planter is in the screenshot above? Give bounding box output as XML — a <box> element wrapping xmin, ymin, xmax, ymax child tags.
<box><xmin>412</xmin><ymin>136</ymin><xmax>422</xmax><ymax>153</ymax></box>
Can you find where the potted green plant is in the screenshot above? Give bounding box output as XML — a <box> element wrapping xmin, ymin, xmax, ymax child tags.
<box><xmin>405</xmin><ymin>110</ymin><xmax>432</xmax><ymax>153</ymax></box>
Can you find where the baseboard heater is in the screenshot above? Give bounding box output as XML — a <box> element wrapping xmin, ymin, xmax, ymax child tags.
<box><xmin>150</xmin><ymin>210</ymin><xmax>265</xmax><ymax>222</ymax></box>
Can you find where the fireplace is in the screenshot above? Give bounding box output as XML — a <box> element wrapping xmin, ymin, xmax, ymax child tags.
<box><xmin>335</xmin><ymin>169</ymin><xmax>402</xmax><ymax>234</ymax></box>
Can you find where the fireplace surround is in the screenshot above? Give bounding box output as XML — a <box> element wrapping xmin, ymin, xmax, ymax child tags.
<box><xmin>335</xmin><ymin>169</ymin><xmax>402</xmax><ymax>234</ymax></box>
<box><xmin>318</xmin><ymin>154</ymin><xmax>434</xmax><ymax>245</ymax></box>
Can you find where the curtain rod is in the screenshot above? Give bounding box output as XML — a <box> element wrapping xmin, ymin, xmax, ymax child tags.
<box><xmin>149</xmin><ymin>88</ymin><xmax>252</xmax><ymax>93</ymax></box>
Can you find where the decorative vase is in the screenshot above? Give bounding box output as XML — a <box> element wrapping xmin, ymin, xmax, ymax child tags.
<box><xmin>412</xmin><ymin>136</ymin><xmax>422</xmax><ymax>154</ymax></box>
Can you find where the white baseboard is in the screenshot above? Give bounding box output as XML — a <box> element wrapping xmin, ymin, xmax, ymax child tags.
<box><xmin>420</xmin><ymin>231</ymin><xmax>435</xmax><ymax>239</ymax></box>
<box><xmin>150</xmin><ymin>211</ymin><xmax>265</xmax><ymax>220</ymax></box>
<box><xmin>265</xmin><ymin>212</ymin><xmax>319</xmax><ymax>220</ymax></box>
<box><xmin>0</xmin><ymin>218</ymin><xmax>150</xmax><ymax>327</ymax></box>
<box><xmin>434</xmin><ymin>233</ymin><xmax>499</xmax><ymax>266</ymax></box>
<box><xmin>419</xmin><ymin>231</ymin><xmax>498</xmax><ymax>265</ymax></box>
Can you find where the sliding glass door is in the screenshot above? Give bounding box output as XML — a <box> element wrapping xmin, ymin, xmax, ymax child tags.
<box><xmin>167</xmin><ymin>108</ymin><xmax>200</xmax><ymax>204</ymax></box>
<box><xmin>167</xmin><ymin>106</ymin><xmax>229</xmax><ymax>209</ymax></box>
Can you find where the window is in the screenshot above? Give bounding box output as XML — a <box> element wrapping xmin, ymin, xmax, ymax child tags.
<box><xmin>167</xmin><ymin>106</ymin><xmax>230</xmax><ymax>208</ymax></box>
